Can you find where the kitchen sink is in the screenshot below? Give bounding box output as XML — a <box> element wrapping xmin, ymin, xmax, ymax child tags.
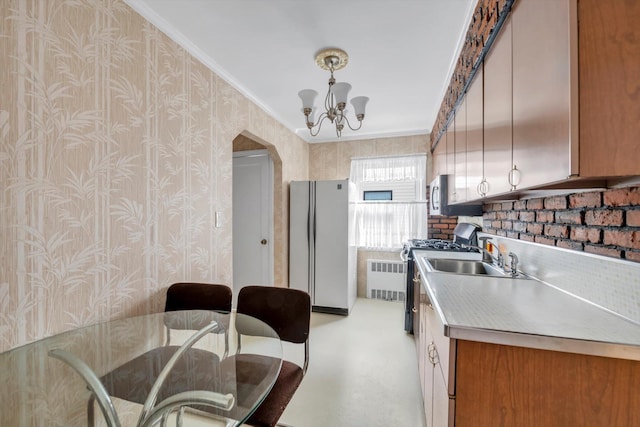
<box><xmin>423</xmin><ymin>258</ymin><xmax>527</xmax><ymax>278</ymax></box>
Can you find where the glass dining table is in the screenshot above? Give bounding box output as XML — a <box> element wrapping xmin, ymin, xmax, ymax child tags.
<box><xmin>0</xmin><ymin>310</ymin><xmax>283</xmax><ymax>427</ymax></box>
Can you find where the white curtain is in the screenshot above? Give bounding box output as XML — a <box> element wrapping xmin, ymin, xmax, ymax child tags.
<box><xmin>349</xmin><ymin>155</ymin><xmax>427</xmax><ymax>249</ymax></box>
<box><xmin>350</xmin><ymin>155</ymin><xmax>428</xmax><ymax>183</ymax></box>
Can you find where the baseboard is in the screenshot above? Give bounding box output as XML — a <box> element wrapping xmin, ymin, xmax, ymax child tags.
<box><xmin>312</xmin><ymin>305</ymin><xmax>348</xmax><ymax>316</ymax></box>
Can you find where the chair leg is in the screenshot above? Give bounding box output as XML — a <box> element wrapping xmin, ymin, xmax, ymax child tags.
<box><xmin>87</xmin><ymin>394</ymin><xmax>95</xmax><ymax>427</ymax></box>
<box><xmin>175</xmin><ymin>406</ymin><xmax>185</xmax><ymax>427</ymax></box>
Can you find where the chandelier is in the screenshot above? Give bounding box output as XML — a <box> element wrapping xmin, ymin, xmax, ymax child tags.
<box><xmin>298</xmin><ymin>48</ymin><xmax>369</xmax><ymax>137</ymax></box>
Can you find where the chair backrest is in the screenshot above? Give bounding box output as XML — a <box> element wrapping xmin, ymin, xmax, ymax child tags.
<box><xmin>165</xmin><ymin>282</ymin><xmax>233</xmax><ymax>313</ymax></box>
<box><xmin>236</xmin><ymin>286</ymin><xmax>311</xmax><ymax>345</ymax></box>
<box><xmin>163</xmin><ymin>283</ymin><xmax>233</xmax><ymax>349</ymax></box>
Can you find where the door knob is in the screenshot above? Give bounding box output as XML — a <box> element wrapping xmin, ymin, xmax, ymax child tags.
<box><xmin>261</xmin><ymin>239</ymin><xmax>268</xmax><ymax>245</ymax></box>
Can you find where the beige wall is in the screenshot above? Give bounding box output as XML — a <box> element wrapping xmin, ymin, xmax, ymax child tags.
<box><xmin>309</xmin><ymin>134</ymin><xmax>428</xmax><ymax>180</ymax></box>
<box><xmin>308</xmin><ymin>134</ymin><xmax>429</xmax><ymax>296</ymax></box>
<box><xmin>233</xmin><ymin>134</ymin><xmax>265</xmax><ymax>152</ymax></box>
<box><xmin>0</xmin><ymin>0</ymin><xmax>308</xmax><ymax>352</ymax></box>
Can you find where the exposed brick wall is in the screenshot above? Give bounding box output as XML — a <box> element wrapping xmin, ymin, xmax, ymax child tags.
<box><xmin>430</xmin><ymin>0</ymin><xmax>515</xmax><ymax>150</ymax></box>
<box><xmin>426</xmin><ymin>191</ymin><xmax>458</xmax><ymax>240</ymax></box>
<box><xmin>483</xmin><ymin>187</ymin><xmax>640</xmax><ymax>262</ymax></box>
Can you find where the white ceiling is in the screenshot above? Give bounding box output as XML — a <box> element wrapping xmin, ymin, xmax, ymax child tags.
<box><xmin>125</xmin><ymin>0</ymin><xmax>476</xmax><ymax>143</ymax></box>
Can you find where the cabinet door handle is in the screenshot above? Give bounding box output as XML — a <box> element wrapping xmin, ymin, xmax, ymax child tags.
<box><xmin>427</xmin><ymin>343</ymin><xmax>435</xmax><ymax>364</ymax></box>
<box><xmin>508</xmin><ymin>165</ymin><xmax>521</xmax><ymax>190</ymax></box>
<box><xmin>412</xmin><ymin>307</ymin><xmax>417</xmax><ymax>313</ymax></box>
<box><xmin>477</xmin><ymin>179</ymin><xmax>488</xmax><ymax>197</ymax></box>
<box><xmin>428</xmin><ymin>343</ymin><xmax>440</xmax><ymax>366</ymax></box>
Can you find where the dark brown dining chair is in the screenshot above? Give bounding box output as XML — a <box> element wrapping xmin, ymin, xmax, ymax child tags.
<box><xmin>89</xmin><ymin>282</ymin><xmax>232</xmax><ymax>426</ymax></box>
<box><xmin>229</xmin><ymin>285</ymin><xmax>311</xmax><ymax>427</ymax></box>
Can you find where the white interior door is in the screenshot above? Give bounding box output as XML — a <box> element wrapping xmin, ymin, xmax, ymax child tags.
<box><xmin>233</xmin><ymin>150</ymin><xmax>273</xmax><ymax>306</ymax></box>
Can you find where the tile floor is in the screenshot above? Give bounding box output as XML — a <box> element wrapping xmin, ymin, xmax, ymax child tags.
<box><xmin>162</xmin><ymin>298</ymin><xmax>426</xmax><ymax>427</ymax></box>
<box><xmin>278</xmin><ymin>298</ymin><xmax>427</xmax><ymax>427</ymax></box>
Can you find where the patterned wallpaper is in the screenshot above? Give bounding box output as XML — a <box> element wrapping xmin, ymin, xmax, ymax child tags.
<box><xmin>0</xmin><ymin>0</ymin><xmax>308</xmax><ymax>353</ymax></box>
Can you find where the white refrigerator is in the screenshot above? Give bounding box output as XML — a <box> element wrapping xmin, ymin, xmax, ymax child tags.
<box><xmin>289</xmin><ymin>180</ymin><xmax>357</xmax><ymax>315</ymax></box>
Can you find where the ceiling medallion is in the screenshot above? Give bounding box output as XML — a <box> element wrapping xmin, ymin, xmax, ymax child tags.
<box><xmin>314</xmin><ymin>48</ymin><xmax>349</xmax><ymax>71</ymax></box>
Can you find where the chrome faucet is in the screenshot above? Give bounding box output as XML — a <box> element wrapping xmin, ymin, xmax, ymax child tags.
<box><xmin>462</xmin><ymin>240</ymin><xmax>504</xmax><ymax>269</ymax></box>
<box><xmin>496</xmin><ymin>251</ymin><xmax>505</xmax><ymax>269</ymax></box>
<box><xmin>477</xmin><ymin>236</ymin><xmax>494</xmax><ymax>263</ymax></box>
<box><xmin>508</xmin><ymin>252</ymin><xmax>519</xmax><ymax>277</ymax></box>
<box><xmin>466</xmin><ymin>237</ymin><xmax>521</xmax><ymax>278</ymax></box>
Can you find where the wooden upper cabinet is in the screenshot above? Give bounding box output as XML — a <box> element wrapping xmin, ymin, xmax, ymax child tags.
<box><xmin>445</xmin><ymin>116</ymin><xmax>455</xmax><ymax>177</ymax></box>
<box><xmin>445</xmin><ymin>114</ymin><xmax>458</xmax><ymax>204</ymax></box>
<box><xmin>431</xmin><ymin>132</ymin><xmax>447</xmax><ymax>181</ymax></box>
<box><xmin>433</xmin><ymin>0</ymin><xmax>640</xmax><ymax>198</ymax></box>
<box><xmin>453</xmin><ymin>98</ymin><xmax>467</xmax><ymax>203</ymax></box>
<box><xmin>483</xmin><ymin>17</ymin><xmax>513</xmax><ymax>196</ymax></box>
<box><xmin>579</xmin><ymin>0</ymin><xmax>640</xmax><ymax>177</ymax></box>
<box><xmin>466</xmin><ymin>66</ymin><xmax>484</xmax><ymax>201</ymax></box>
<box><xmin>512</xmin><ymin>0</ymin><xmax>577</xmax><ymax>188</ymax></box>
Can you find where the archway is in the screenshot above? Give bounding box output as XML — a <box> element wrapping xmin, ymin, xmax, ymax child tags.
<box><xmin>232</xmin><ymin>133</ymin><xmax>285</xmax><ymax>287</ymax></box>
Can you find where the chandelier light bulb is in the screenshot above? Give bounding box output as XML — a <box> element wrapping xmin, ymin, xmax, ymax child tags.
<box><xmin>350</xmin><ymin>96</ymin><xmax>369</xmax><ymax>120</ymax></box>
<box><xmin>331</xmin><ymin>82</ymin><xmax>352</xmax><ymax>108</ymax></box>
<box><xmin>298</xmin><ymin>89</ymin><xmax>318</xmax><ymax>111</ymax></box>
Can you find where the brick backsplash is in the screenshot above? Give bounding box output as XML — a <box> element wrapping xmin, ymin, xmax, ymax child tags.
<box><xmin>428</xmin><ymin>216</ymin><xmax>458</xmax><ymax>240</ymax></box>
<box><xmin>426</xmin><ymin>191</ymin><xmax>458</xmax><ymax>240</ymax></box>
<box><xmin>482</xmin><ymin>187</ymin><xmax>640</xmax><ymax>262</ymax></box>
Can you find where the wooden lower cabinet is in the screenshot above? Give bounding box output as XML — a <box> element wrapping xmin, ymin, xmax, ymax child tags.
<box><xmin>454</xmin><ymin>340</ymin><xmax>640</xmax><ymax>427</ymax></box>
<box><xmin>417</xmin><ymin>282</ymin><xmax>640</xmax><ymax>426</ymax></box>
<box><xmin>432</xmin><ymin>367</ymin><xmax>449</xmax><ymax>427</ymax></box>
<box><xmin>419</xmin><ymin>279</ymin><xmax>455</xmax><ymax>427</ymax></box>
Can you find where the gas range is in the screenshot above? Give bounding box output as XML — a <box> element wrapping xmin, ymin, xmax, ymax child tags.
<box><xmin>401</xmin><ymin>223</ymin><xmax>482</xmax><ymax>334</ymax></box>
<box><xmin>402</xmin><ymin>223</ymin><xmax>482</xmax><ymax>257</ymax></box>
<box><xmin>405</xmin><ymin>238</ymin><xmax>479</xmax><ymax>252</ymax></box>
<box><xmin>401</xmin><ymin>239</ymin><xmax>480</xmax><ymax>265</ymax></box>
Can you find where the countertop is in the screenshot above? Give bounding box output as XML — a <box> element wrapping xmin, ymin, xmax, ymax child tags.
<box><xmin>413</xmin><ymin>249</ymin><xmax>640</xmax><ymax>361</ymax></box>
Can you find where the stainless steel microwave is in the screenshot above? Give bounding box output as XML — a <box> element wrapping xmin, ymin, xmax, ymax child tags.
<box><xmin>429</xmin><ymin>175</ymin><xmax>483</xmax><ymax>216</ymax></box>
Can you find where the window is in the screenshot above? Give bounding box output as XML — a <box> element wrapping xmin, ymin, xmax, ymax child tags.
<box><xmin>349</xmin><ymin>155</ymin><xmax>427</xmax><ymax>249</ymax></box>
<box><xmin>363</xmin><ymin>190</ymin><xmax>392</xmax><ymax>201</ymax></box>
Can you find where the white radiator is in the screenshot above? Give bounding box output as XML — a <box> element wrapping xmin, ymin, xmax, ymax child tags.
<box><xmin>366</xmin><ymin>259</ymin><xmax>406</xmax><ymax>302</ymax></box>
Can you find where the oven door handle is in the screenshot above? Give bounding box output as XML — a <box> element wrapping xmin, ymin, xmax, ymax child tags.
<box><xmin>431</xmin><ymin>185</ymin><xmax>439</xmax><ymax>210</ymax></box>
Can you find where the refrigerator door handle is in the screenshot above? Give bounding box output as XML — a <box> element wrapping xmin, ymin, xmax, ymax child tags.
<box><xmin>312</xmin><ymin>205</ymin><xmax>316</xmax><ymax>242</ymax></box>
<box><xmin>307</xmin><ymin>181</ymin><xmax>313</xmax><ymax>247</ymax></box>
<box><xmin>308</xmin><ymin>181</ymin><xmax>315</xmax><ymax>303</ymax></box>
